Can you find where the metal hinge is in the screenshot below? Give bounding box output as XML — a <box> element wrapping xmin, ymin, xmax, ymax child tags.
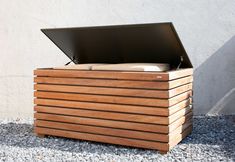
<box><xmin>65</xmin><ymin>56</ymin><xmax>76</xmax><ymax>66</ymax></box>
<box><xmin>177</xmin><ymin>56</ymin><xmax>183</xmax><ymax>69</ymax></box>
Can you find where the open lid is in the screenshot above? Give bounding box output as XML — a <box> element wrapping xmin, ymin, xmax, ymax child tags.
<box><xmin>41</xmin><ymin>22</ymin><xmax>192</xmax><ymax>68</ymax></box>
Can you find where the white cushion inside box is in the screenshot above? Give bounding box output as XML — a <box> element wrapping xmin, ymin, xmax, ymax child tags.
<box><xmin>54</xmin><ymin>64</ymin><xmax>107</xmax><ymax>70</ymax></box>
<box><xmin>91</xmin><ymin>63</ymin><xmax>170</xmax><ymax>72</ymax></box>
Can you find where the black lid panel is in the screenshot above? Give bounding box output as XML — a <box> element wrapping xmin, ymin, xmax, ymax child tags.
<box><xmin>41</xmin><ymin>23</ymin><xmax>192</xmax><ymax>68</ymax></box>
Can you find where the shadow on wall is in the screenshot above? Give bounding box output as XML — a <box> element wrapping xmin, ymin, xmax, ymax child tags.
<box><xmin>194</xmin><ymin>36</ymin><xmax>235</xmax><ymax>115</ymax></box>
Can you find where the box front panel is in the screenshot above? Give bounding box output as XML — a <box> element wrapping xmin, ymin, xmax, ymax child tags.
<box><xmin>34</xmin><ymin>68</ymin><xmax>193</xmax><ymax>152</ymax></box>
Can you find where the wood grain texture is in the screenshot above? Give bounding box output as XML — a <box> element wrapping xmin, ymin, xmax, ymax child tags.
<box><xmin>34</xmin><ymin>125</ymin><xmax>192</xmax><ymax>152</ymax></box>
<box><xmin>169</xmin><ymin>84</ymin><xmax>192</xmax><ymax>98</ymax></box>
<box><xmin>34</xmin><ymin>83</ymin><xmax>192</xmax><ymax>99</ymax></box>
<box><xmin>169</xmin><ymin>126</ymin><xmax>192</xmax><ymax>149</ymax></box>
<box><xmin>169</xmin><ymin>106</ymin><xmax>192</xmax><ymax>124</ymax></box>
<box><xmin>34</xmin><ymin>98</ymin><xmax>169</xmax><ymax>116</ymax></box>
<box><xmin>33</xmin><ymin>68</ymin><xmax>193</xmax><ymax>153</ymax></box>
<box><xmin>169</xmin><ymin>91</ymin><xmax>192</xmax><ymax>107</ymax></box>
<box><xmin>34</xmin><ymin>126</ymin><xmax>169</xmax><ymax>151</ymax></box>
<box><xmin>169</xmin><ymin>120</ymin><xmax>192</xmax><ymax>142</ymax></box>
<box><xmin>34</xmin><ymin>112</ymin><xmax>169</xmax><ymax>133</ymax></box>
<box><xmin>35</xmin><ymin>120</ymin><xmax>168</xmax><ymax>142</ymax></box>
<box><xmin>34</xmin><ymin>75</ymin><xmax>193</xmax><ymax>90</ymax></box>
<box><xmin>34</xmin><ymin>68</ymin><xmax>193</xmax><ymax>81</ymax></box>
<box><xmin>169</xmin><ymin>111</ymin><xmax>193</xmax><ymax>132</ymax></box>
<box><xmin>34</xmin><ymin>91</ymin><xmax>192</xmax><ymax>107</ymax></box>
<box><xmin>169</xmin><ymin>76</ymin><xmax>193</xmax><ymax>89</ymax></box>
<box><xmin>168</xmin><ymin>69</ymin><xmax>193</xmax><ymax>80</ymax></box>
<box><xmin>34</xmin><ymin>98</ymin><xmax>192</xmax><ymax>116</ymax></box>
<box><xmin>169</xmin><ymin>98</ymin><xmax>192</xmax><ymax>115</ymax></box>
<box><xmin>34</xmin><ymin>106</ymin><xmax>169</xmax><ymax>124</ymax></box>
<box><xmin>34</xmin><ymin>105</ymin><xmax>191</xmax><ymax>125</ymax></box>
<box><xmin>34</xmin><ymin>119</ymin><xmax>191</xmax><ymax>142</ymax></box>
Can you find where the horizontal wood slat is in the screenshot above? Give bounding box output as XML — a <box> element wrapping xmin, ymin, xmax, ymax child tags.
<box><xmin>34</xmin><ymin>98</ymin><xmax>169</xmax><ymax>116</ymax></box>
<box><xmin>34</xmin><ymin>111</ymin><xmax>192</xmax><ymax>134</ymax></box>
<box><xmin>169</xmin><ymin>98</ymin><xmax>192</xmax><ymax>115</ymax></box>
<box><xmin>169</xmin><ymin>76</ymin><xmax>193</xmax><ymax>89</ymax></box>
<box><xmin>34</xmin><ymin>76</ymin><xmax>193</xmax><ymax>90</ymax></box>
<box><xmin>34</xmin><ymin>113</ymin><xmax>168</xmax><ymax>133</ymax></box>
<box><xmin>34</xmin><ymin>83</ymin><xmax>192</xmax><ymax>99</ymax></box>
<box><xmin>34</xmin><ymin>91</ymin><xmax>192</xmax><ymax>107</ymax></box>
<box><xmin>169</xmin><ymin>91</ymin><xmax>192</xmax><ymax>106</ymax></box>
<box><xmin>169</xmin><ymin>126</ymin><xmax>192</xmax><ymax>149</ymax></box>
<box><xmin>34</xmin><ymin>127</ymin><xmax>169</xmax><ymax>151</ymax></box>
<box><xmin>168</xmin><ymin>84</ymin><xmax>192</xmax><ymax>98</ymax></box>
<box><xmin>35</xmin><ymin>119</ymin><xmax>191</xmax><ymax>142</ymax></box>
<box><xmin>34</xmin><ymin>105</ymin><xmax>192</xmax><ymax>125</ymax></box>
<box><xmin>35</xmin><ymin>120</ymin><xmax>169</xmax><ymax>142</ymax></box>
<box><xmin>34</xmin><ymin>68</ymin><xmax>193</xmax><ymax>81</ymax></box>
<box><xmin>169</xmin><ymin>106</ymin><xmax>192</xmax><ymax>123</ymax></box>
<box><xmin>34</xmin><ymin>106</ymin><xmax>166</xmax><ymax>124</ymax></box>
<box><xmin>169</xmin><ymin>111</ymin><xmax>193</xmax><ymax>133</ymax></box>
<box><xmin>34</xmin><ymin>98</ymin><xmax>192</xmax><ymax>116</ymax></box>
<box><xmin>169</xmin><ymin>120</ymin><xmax>192</xmax><ymax>141</ymax></box>
<box><xmin>168</xmin><ymin>69</ymin><xmax>193</xmax><ymax>80</ymax></box>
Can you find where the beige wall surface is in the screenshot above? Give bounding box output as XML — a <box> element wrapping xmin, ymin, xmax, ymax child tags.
<box><xmin>0</xmin><ymin>0</ymin><xmax>235</xmax><ymax>118</ymax></box>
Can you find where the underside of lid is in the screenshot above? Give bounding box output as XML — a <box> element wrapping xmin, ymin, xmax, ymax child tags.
<box><xmin>41</xmin><ymin>22</ymin><xmax>192</xmax><ymax>68</ymax></box>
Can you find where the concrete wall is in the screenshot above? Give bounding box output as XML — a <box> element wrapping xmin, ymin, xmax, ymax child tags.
<box><xmin>0</xmin><ymin>0</ymin><xmax>235</xmax><ymax>117</ymax></box>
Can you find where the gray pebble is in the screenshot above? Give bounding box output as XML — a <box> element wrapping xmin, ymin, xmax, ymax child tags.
<box><xmin>0</xmin><ymin>115</ymin><xmax>234</xmax><ymax>161</ymax></box>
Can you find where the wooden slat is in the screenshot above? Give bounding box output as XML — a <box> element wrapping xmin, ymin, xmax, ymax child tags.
<box><xmin>169</xmin><ymin>69</ymin><xmax>193</xmax><ymax>80</ymax></box>
<box><xmin>34</xmin><ymin>91</ymin><xmax>192</xmax><ymax>107</ymax></box>
<box><xmin>34</xmin><ymin>98</ymin><xmax>169</xmax><ymax>116</ymax></box>
<box><xmin>34</xmin><ymin>106</ymin><xmax>169</xmax><ymax>124</ymax></box>
<box><xmin>34</xmin><ymin>105</ymin><xmax>191</xmax><ymax>125</ymax></box>
<box><xmin>169</xmin><ymin>120</ymin><xmax>192</xmax><ymax>141</ymax></box>
<box><xmin>34</xmin><ymin>83</ymin><xmax>192</xmax><ymax>99</ymax></box>
<box><xmin>35</xmin><ymin>120</ymin><xmax>168</xmax><ymax>142</ymax></box>
<box><xmin>34</xmin><ymin>113</ymin><xmax>169</xmax><ymax>133</ymax></box>
<box><xmin>34</xmin><ymin>76</ymin><xmax>193</xmax><ymax>90</ymax></box>
<box><xmin>169</xmin><ymin>91</ymin><xmax>192</xmax><ymax>106</ymax></box>
<box><xmin>169</xmin><ymin>126</ymin><xmax>192</xmax><ymax>149</ymax></box>
<box><xmin>169</xmin><ymin>106</ymin><xmax>192</xmax><ymax>124</ymax></box>
<box><xmin>34</xmin><ymin>98</ymin><xmax>192</xmax><ymax>116</ymax></box>
<box><xmin>169</xmin><ymin>98</ymin><xmax>192</xmax><ymax>115</ymax></box>
<box><xmin>34</xmin><ymin>69</ymin><xmax>168</xmax><ymax>81</ymax></box>
<box><xmin>34</xmin><ymin>91</ymin><xmax>167</xmax><ymax>107</ymax></box>
<box><xmin>35</xmin><ymin>119</ymin><xmax>191</xmax><ymax>143</ymax></box>
<box><xmin>169</xmin><ymin>111</ymin><xmax>193</xmax><ymax>132</ymax></box>
<box><xmin>34</xmin><ymin>68</ymin><xmax>193</xmax><ymax>81</ymax></box>
<box><xmin>34</xmin><ymin>127</ymin><xmax>169</xmax><ymax>151</ymax></box>
<box><xmin>169</xmin><ymin>83</ymin><xmax>192</xmax><ymax>98</ymax></box>
<box><xmin>169</xmin><ymin>76</ymin><xmax>193</xmax><ymax>89</ymax></box>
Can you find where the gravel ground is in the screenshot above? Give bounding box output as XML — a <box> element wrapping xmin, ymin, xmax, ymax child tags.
<box><xmin>0</xmin><ymin>115</ymin><xmax>234</xmax><ymax>162</ymax></box>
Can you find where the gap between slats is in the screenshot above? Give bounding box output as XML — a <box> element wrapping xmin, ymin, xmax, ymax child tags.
<box><xmin>34</xmin><ymin>75</ymin><xmax>193</xmax><ymax>90</ymax></box>
<box><xmin>34</xmin><ymin>98</ymin><xmax>192</xmax><ymax>116</ymax></box>
<box><xmin>34</xmin><ymin>111</ymin><xmax>193</xmax><ymax>134</ymax></box>
<box><xmin>34</xmin><ymin>105</ymin><xmax>192</xmax><ymax>125</ymax></box>
<box><xmin>34</xmin><ymin>119</ymin><xmax>192</xmax><ymax>142</ymax></box>
<box><xmin>34</xmin><ymin>83</ymin><xmax>192</xmax><ymax>99</ymax></box>
<box><xmin>34</xmin><ymin>91</ymin><xmax>192</xmax><ymax>107</ymax></box>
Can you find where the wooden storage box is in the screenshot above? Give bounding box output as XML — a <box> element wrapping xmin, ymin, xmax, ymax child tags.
<box><xmin>34</xmin><ymin>23</ymin><xmax>193</xmax><ymax>154</ymax></box>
